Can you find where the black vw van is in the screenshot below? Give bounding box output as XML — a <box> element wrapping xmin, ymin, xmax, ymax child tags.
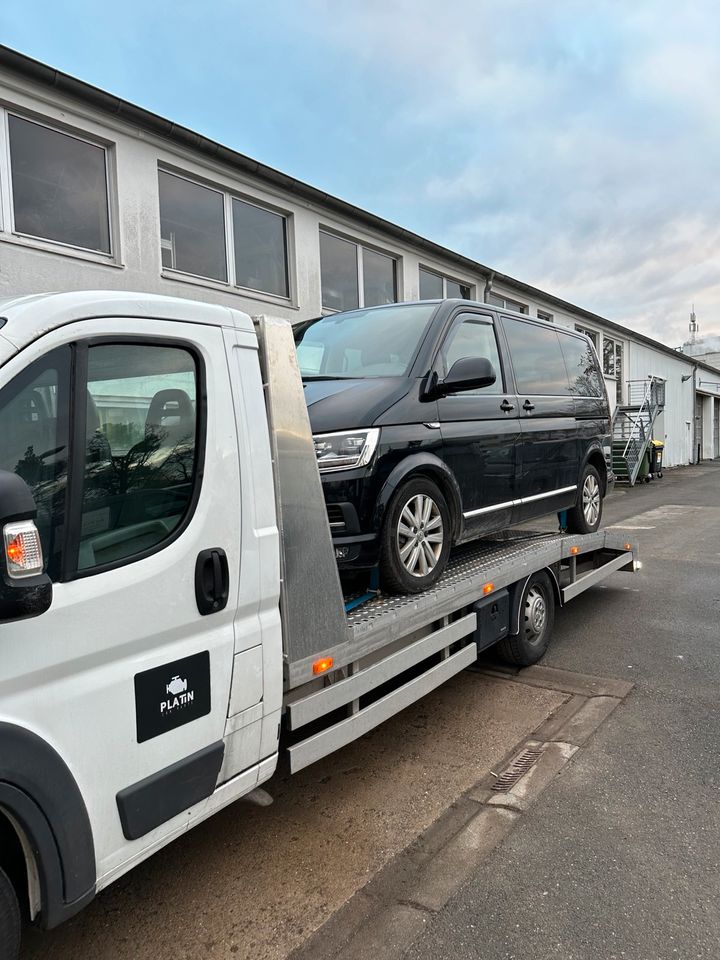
<box><xmin>295</xmin><ymin>300</ymin><xmax>612</xmax><ymax>594</ymax></box>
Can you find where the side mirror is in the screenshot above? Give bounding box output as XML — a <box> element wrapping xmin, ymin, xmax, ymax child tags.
<box><xmin>437</xmin><ymin>356</ymin><xmax>497</xmax><ymax>396</ymax></box>
<box><xmin>0</xmin><ymin>470</ymin><xmax>53</xmax><ymax>623</ymax></box>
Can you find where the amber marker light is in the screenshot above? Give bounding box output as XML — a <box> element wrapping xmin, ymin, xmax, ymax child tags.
<box><xmin>624</xmin><ymin>543</ymin><xmax>632</xmax><ymax>551</ymax></box>
<box><xmin>313</xmin><ymin>656</ymin><xmax>334</xmax><ymax>675</ymax></box>
<box><xmin>570</xmin><ymin>546</ymin><xmax>580</xmax><ymax>555</ymax></box>
<box><xmin>6</xmin><ymin>535</ymin><xmax>24</xmax><ymax>565</ymax></box>
<box><xmin>482</xmin><ymin>582</ymin><xmax>494</xmax><ymax>595</ymax></box>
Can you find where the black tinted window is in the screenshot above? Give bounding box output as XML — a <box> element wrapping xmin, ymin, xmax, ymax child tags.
<box><xmin>442</xmin><ymin>316</ymin><xmax>503</xmax><ymax>394</ymax></box>
<box><xmin>0</xmin><ymin>348</ymin><xmax>71</xmax><ymax>579</ymax></box>
<box><xmin>504</xmin><ymin>319</ymin><xmax>570</xmax><ymax>395</ymax></box>
<box><xmin>559</xmin><ymin>334</ymin><xmax>603</xmax><ymax>397</ymax></box>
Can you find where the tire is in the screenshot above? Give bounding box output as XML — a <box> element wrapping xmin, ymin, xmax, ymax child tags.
<box><xmin>496</xmin><ymin>571</ymin><xmax>555</xmax><ymax>666</ymax></box>
<box><xmin>0</xmin><ymin>865</ymin><xmax>21</xmax><ymax>960</ymax></box>
<box><xmin>379</xmin><ymin>477</ymin><xmax>452</xmax><ymax>594</ymax></box>
<box><xmin>566</xmin><ymin>464</ymin><xmax>603</xmax><ymax>535</ymax></box>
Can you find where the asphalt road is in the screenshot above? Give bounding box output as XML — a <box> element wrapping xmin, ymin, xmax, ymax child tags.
<box><xmin>406</xmin><ymin>461</ymin><xmax>720</xmax><ymax>960</ymax></box>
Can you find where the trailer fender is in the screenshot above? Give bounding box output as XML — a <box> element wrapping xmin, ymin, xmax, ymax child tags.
<box><xmin>0</xmin><ymin>723</ymin><xmax>96</xmax><ymax>928</ymax></box>
<box><xmin>374</xmin><ymin>454</ymin><xmax>463</xmax><ymax>539</ymax></box>
<box><xmin>508</xmin><ymin>565</ymin><xmax>562</xmax><ymax>636</ymax></box>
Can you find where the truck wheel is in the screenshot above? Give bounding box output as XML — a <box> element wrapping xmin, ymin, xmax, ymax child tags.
<box><xmin>0</xmin><ymin>865</ymin><xmax>21</xmax><ymax>960</ymax></box>
<box><xmin>565</xmin><ymin>464</ymin><xmax>603</xmax><ymax>535</ymax></box>
<box><xmin>379</xmin><ymin>477</ymin><xmax>451</xmax><ymax>594</ymax></box>
<box><xmin>496</xmin><ymin>572</ymin><xmax>555</xmax><ymax>666</ymax></box>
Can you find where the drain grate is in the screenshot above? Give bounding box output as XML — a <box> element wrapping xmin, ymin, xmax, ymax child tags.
<box><xmin>491</xmin><ymin>747</ymin><xmax>543</xmax><ymax>791</ymax></box>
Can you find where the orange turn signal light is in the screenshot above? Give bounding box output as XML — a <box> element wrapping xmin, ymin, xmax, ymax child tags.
<box><xmin>570</xmin><ymin>546</ymin><xmax>579</xmax><ymax>555</ymax></box>
<box><xmin>313</xmin><ymin>656</ymin><xmax>334</xmax><ymax>676</ymax></box>
<box><xmin>6</xmin><ymin>536</ymin><xmax>24</xmax><ymax>564</ymax></box>
<box><xmin>482</xmin><ymin>582</ymin><xmax>494</xmax><ymax>595</ymax></box>
<box><xmin>624</xmin><ymin>543</ymin><xmax>632</xmax><ymax>551</ymax></box>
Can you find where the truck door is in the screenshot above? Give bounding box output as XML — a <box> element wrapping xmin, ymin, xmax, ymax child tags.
<box><xmin>436</xmin><ymin>311</ymin><xmax>521</xmax><ymax>537</ymax></box>
<box><xmin>0</xmin><ymin>317</ymin><xmax>248</xmax><ymax>884</ymax></box>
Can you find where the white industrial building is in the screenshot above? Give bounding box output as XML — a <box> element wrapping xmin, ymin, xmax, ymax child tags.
<box><xmin>0</xmin><ymin>45</ymin><xmax>719</xmax><ymax>466</ymax></box>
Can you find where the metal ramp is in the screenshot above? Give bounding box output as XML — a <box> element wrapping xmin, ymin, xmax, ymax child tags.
<box><xmin>612</xmin><ymin>378</ymin><xmax>665</xmax><ymax>485</ymax></box>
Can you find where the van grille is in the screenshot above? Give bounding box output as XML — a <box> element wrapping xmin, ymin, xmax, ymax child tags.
<box><xmin>327</xmin><ymin>504</ymin><xmax>346</xmax><ymax>531</ymax></box>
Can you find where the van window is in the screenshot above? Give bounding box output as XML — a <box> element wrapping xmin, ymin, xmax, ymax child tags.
<box><xmin>559</xmin><ymin>333</ymin><xmax>604</xmax><ymax>398</ymax></box>
<box><xmin>441</xmin><ymin>316</ymin><xmax>503</xmax><ymax>394</ymax></box>
<box><xmin>78</xmin><ymin>343</ymin><xmax>200</xmax><ymax>572</ymax></box>
<box><xmin>503</xmin><ymin>318</ymin><xmax>570</xmax><ymax>395</ymax></box>
<box><xmin>0</xmin><ymin>348</ymin><xmax>71</xmax><ymax>579</ymax></box>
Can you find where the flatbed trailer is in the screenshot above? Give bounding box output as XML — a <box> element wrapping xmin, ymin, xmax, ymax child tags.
<box><xmin>0</xmin><ymin>293</ymin><xmax>638</xmax><ymax>959</ymax></box>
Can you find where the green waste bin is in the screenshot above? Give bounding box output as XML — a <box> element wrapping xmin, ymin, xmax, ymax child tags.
<box><xmin>649</xmin><ymin>440</ymin><xmax>664</xmax><ymax>478</ymax></box>
<box><xmin>639</xmin><ymin>448</ymin><xmax>651</xmax><ymax>483</ymax></box>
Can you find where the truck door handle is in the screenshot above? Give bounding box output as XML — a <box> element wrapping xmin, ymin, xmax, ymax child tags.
<box><xmin>500</xmin><ymin>399</ymin><xmax>514</xmax><ymax>412</ymax></box>
<box><xmin>523</xmin><ymin>400</ymin><xmax>536</xmax><ymax>412</ymax></box>
<box><xmin>195</xmin><ymin>548</ymin><xmax>230</xmax><ymax>616</ymax></box>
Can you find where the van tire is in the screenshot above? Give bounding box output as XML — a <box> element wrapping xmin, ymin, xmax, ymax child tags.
<box><xmin>496</xmin><ymin>572</ymin><xmax>555</xmax><ymax>666</ymax></box>
<box><xmin>566</xmin><ymin>464</ymin><xmax>603</xmax><ymax>535</ymax></box>
<box><xmin>379</xmin><ymin>477</ymin><xmax>452</xmax><ymax>594</ymax></box>
<box><xmin>0</xmin><ymin>865</ymin><xmax>21</xmax><ymax>960</ymax></box>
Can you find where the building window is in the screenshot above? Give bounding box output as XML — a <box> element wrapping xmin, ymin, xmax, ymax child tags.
<box><xmin>487</xmin><ymin>293</ymin><xmax>528</xmax><ymax>315</ymax></box>
<box><xmin>159</xmin><ymin>171</ymin><xmax>227</xmax><ymax>282</ymax></box>
<box><xmin>232</xmin><ymin>197</ymin><xmax>289</xmax><ymax>297</ymax></box>
<box><xmin>320</xmin><ymin>231</ymin><xmax>397</xmax><ymax>311</ymax></box>
<box><xmin>603</xmin><ymin>335</ymin><xmax>624</xmax><ymax>403</ymax></box>
<box><xmin>158</xmin><ymin>169</ymin><xmax>292</xmax><ymax>298</ymax></box>
<box><xmin>537</xmin><ymin>310</ymin><xmax>554</xmax><ymax>323</ymax></box>
<box><xmin>575</xmin><ymin>324</ymin><xmax>599</xmax><ymax>350</ymax></box>
<box><xmin>7</xmin><ymin>114</ymin><xmax>111</xmax><ymax>254</ymax></box>
<box><xmin>419</xmin><ymin>267</ymin><xmax>472</xmax><ymax>301</ymax></box>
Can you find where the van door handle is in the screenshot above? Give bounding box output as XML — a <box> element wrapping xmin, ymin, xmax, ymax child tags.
<box><xmin>500</xmin><ymin>399</ymin><xmax>514</xmax><ymax>412</ymax></box>
<box><xmin>523</xmin><ymin>400</ymin><xmax>536</xmax><ymax>412</ymax></box>
<box><xmin>195</xmin><ymin>548</ymin><xmax>230</xmax><ymax>616</ymax></box>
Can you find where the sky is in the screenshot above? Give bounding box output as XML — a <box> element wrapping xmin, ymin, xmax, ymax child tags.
<box><xmin>2</xmin><ymin>0</ymin><xmax>720</xmax><ymax>347</ymax></box>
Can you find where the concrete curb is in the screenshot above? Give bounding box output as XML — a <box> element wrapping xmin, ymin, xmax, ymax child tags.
<box><xmin>288</xmin><ymin>668</ymin><xmax>633</xmax><ymax>960</ymax></box>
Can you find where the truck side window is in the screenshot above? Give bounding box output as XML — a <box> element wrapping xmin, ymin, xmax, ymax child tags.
<box><xmin>78</xmin><ymin>343</ymin><xmax>201</xmax><ymax>572</ymax></box>
<box><xmin>0</xmin><ymin>347</ymin><xmax>71</xmax><ymax>580</ymax></box>
<box><xmin>441</xmin><ymin>316</ymin><xmax>503</xmax><ymax>394</ymax></box>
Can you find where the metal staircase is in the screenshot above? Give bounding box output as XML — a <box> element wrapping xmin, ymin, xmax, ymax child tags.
<box><xmin>612</xmin><ymin>378</ymin><xmax>666</xmax><ymax>485</ymax></box>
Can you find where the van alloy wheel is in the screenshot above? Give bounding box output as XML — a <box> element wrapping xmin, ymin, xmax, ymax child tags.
<box><xmin>582</xmin><ymin>473</ymin><xmax>601</xmax><ymax>526</ymax></box>
<box><xmin>397</xmin><ymin>494</ymin><xmax>444</xmax><ymax>577</ymax></box>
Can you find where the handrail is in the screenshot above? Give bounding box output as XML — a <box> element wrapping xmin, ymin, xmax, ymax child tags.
<box><xmin>619</xmin><ymin>377</ymin><xmax>665</xmax><ymax>485</ymax></box>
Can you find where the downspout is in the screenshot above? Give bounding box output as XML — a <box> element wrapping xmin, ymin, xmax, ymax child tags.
<box><xmin>483</xmin><ymin>272</ymin><xmax>494</xmax><ymax>304</ymax></box>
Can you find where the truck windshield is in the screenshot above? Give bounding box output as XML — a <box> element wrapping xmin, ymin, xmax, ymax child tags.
<box><xmin>295</xmin><ymin>303</ymin><xmax>438</xmax><ymax>379</ymax></box>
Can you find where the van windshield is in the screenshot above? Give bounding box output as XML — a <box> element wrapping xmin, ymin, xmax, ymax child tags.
<box><xmin>294</xmin><ymin>303</ymin><xmax>438</xmax><ymax>379</ymax></box>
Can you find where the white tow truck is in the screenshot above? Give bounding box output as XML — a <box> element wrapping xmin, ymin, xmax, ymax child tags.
<box><xmin>0</xmin><ymin>292</ymin><xmax>638</xmax><ymax>958</ymax></box>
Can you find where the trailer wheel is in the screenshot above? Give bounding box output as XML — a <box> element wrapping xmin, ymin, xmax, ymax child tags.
<box><xmin>379</xmin><ymin>477</ymin><xmax>452</xmax><ymax>594</ymax></box>
<box><xmin>497</xmin><ymin>572</ymin><xmax>555</xmax><ymax>667</ymax></box>
<box><xmin>0</xmin><ymin>865</ymin><xmax>21</xmax><ymax>960</ymax></box>
<box><xmin>565</xmin><ymin>464</ymin><xmax>603</xmax><ymax>535</ymax></box>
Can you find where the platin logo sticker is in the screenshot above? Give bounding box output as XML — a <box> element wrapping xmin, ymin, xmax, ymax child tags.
<box><xmin>135</xmin><ymin>652</ymin><xmax>211</xmax><ymax>743</ymax></box>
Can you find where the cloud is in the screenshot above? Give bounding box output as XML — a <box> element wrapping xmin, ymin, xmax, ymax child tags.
<box><xmin>289</xmin><ymin>0</ymin><xmax>720</xmax><ymax>345</ymax></box>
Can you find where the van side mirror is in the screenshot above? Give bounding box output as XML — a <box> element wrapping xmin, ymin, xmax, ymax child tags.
<box><xmin>437</xmin><ymin>356</ymin><xmax>497</xmax><ymax>396</ymax></box>
<box><xmin>0</xmin><ymin>470</ymin><xmax>53</xmax><ymax>623</ymax></box>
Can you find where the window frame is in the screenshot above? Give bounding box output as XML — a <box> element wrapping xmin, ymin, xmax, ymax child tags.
<box><xmin>1</xmin><ymin>109</ymin><xmax>117</xmax><ymax>260</ymax></box>
<box><xmin>436</xmin><ymin>311</ymin><xmax>507</xmax><ymax>394</ymax></box>
<box><xmin>537</xmin><ymin>310</ymin><xmax>554</xmax><ymax>323</ymax></box>
<box><xmin>158</xmin><ymin>164</ymin><xmax>295</xmax><ymax>305</ymax></box>
<box><xmin>64</xmin><ymin>335</ymin><xmax>207</xmax><ymax>582</ymax></box>
<box><xmin>602</xmin><ymin>334</ymin><xmax>625</xmax><ymax>404</ymax></box>
<box><xmin>487</xmin><ymin>292</ymin><xmax>529</xmax><ymax>315</ymax></box>
<box><xmin>574</xmin><ymin>324</ymin><xmax>600</xmax><ymax>350</ymax></box>
<box><xmin>319</xmin><ymin>228</ymin><xmax>399</xmax><ymax>313</ymax></box>
<box><xmin>419</xmin><ymin>266</ymin><xmax>474</xmax><ymax>301</ymax></box>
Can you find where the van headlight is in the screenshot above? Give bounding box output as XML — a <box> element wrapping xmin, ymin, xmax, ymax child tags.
<box><xmin>313</xmin><ymin>428</ymin><xmax>380</xmax><ymax>472</ymax></box>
